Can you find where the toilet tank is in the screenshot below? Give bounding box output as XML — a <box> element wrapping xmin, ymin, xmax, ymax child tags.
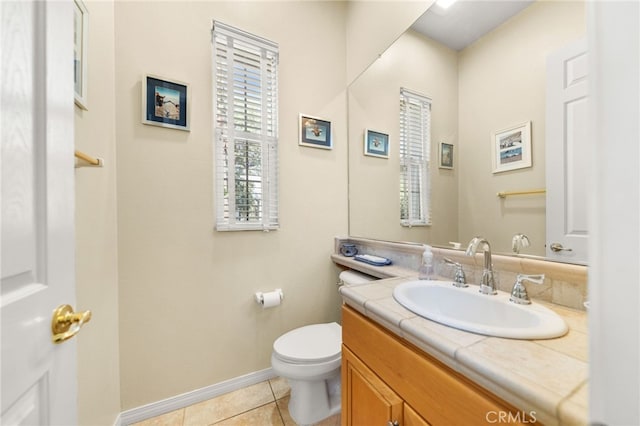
<box><xmin>338</xmin><ymin>270</ymin><xmax>376</xmax><ymax>287</ymax></box>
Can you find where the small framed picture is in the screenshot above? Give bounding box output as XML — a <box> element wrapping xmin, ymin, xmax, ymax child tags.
<box><xmin>492</xmin><ymin>121</ymin><xmax>532</xmax><ymax>173</ymax></box>
<box><xmin>73</xmin><ymin>0</ymin><xmax>89</xmax><ymax>110</ymax></box>
<box><xmin>142</xmin><ymin>74</ymin><xmax>190</xmax><ymax>131</ymax></box>
<box><xmin>364</xmin><ymin>129</ymin><xmax>390</xmax><ymax>158</ymax></box>
<box><xmin>299</xmin><ymin>114</ymin><xmax>332</xmax><ymax>149</ymax></box>
<box><xmin>439</xmin><ymin>142</ymin><xmax>453</xmax><ymax>169</ymax></box>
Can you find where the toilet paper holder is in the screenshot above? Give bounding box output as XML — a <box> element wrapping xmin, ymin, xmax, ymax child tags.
<box><xmin>254</xmin><ymin>288</ymin><xmax>284</xmax><ymax>307</ymax></box>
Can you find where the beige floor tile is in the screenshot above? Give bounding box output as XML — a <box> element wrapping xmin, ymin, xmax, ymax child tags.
<box><xmin>275</xmin><ymin>396</ymin><xmax>295</xmax><ymax>426</ymax></box>
<box><xmin>268</xmin><ymin>377</ymin><xmax>290</xmax><ymax>400</ymax></box>
<box><xmin>213</xmin><ymin>402</ymin><xmax>284</xmax><ymax>426</ymax></box>
<box><xmin>130</xmin><ymin>408</ymin><xmax>184</xmax><ymax>426</ymax></box>
<box><xmin>314</xmin><ymin>413</ymin><xmax>341</xmax><ymax>426</ymax></box>
<box><xmin>183</xmin><ymin>382</ymin><xmax>275</xmax><ymax>426</ymax></box>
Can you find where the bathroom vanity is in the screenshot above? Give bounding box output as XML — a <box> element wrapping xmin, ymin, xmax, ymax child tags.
<box><xmin>334</xmin><ymin>238</ymin><xmax>588</xmax><ymax>426</ymax></box>
<box><xmin>342</xmin><ymin>305</ymin><xmax>527</xmax><ymax>425</ymax></box>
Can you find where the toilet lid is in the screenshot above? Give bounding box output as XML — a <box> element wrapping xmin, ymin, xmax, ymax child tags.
<box><xmin>273</xmin><ymin>322</ymin><xmax>342</xmax><ymax>363</ymax></box>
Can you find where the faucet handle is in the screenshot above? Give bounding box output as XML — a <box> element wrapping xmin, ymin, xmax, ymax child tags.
<box><xmin>518</xmin><ymin>274</ymin><xmax>545</xmax><ymax>285</ymax></box>
<box><xmin>512</xmin><ymin>233</ymin><xmax>530</xmax><ymax>254</ymax></box>
<box><xmin>443</xmin><ymin>258</ymin><xmax>468</xmax><ymax>288</ymax></box>
<box><xmin>510</xmin><ymin>274</ymin><xmax>545</xmax><ymax>305</ymax></box>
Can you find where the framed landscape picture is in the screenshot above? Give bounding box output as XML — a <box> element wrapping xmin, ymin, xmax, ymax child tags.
<box><xmin>492</xmin><ymin>121</ymin><xmax>532</xmax><ymax>173</ymax></box>
<box><xmin>142</xmin><ymin>74</ymin><xmax>190</xmax><ymax>131</ymax></box>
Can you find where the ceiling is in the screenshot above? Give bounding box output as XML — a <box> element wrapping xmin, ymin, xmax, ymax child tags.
<box><xmin>411</xmin><ymin>0</ymin><xmax>535</xmax><ymax>51</ymax></box>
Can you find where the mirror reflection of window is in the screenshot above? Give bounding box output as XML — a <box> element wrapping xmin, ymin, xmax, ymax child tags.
<box><xmin>400</xmin><ymin>88</ymin><xmax>432</xmax><ymax>227</ymax></box>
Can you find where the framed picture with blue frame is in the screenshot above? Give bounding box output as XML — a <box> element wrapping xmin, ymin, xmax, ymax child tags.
<box><xmin>364</xmin><ymin>129</ymin><xmax>389</xmax><ymax>158</ymax></box>
<box><xmin>142</xmin><ymin>74</ymin><xmax>190</xmax><ymax>131</ymax></box>
<box><xmin>299</xmin><ymin>114</ymin><xmax>332</xmax><ymax>149</ymax></box>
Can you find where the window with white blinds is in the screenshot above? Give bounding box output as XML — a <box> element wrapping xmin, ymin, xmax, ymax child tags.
<box><xmin>212</xmin><ymin>21</ymin><xmax>279</xmax><ymax>231</ymax></box>
<box><xmin>399</xmin><ymin>88</ymin><xmax>432</xmax><ymax>227</ymax></box>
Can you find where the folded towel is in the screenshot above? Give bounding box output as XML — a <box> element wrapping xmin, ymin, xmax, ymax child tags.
<box><xmin>354</xmin><ymin>254</ymin><xmax>392</xmax><ymax>266</ymax></box>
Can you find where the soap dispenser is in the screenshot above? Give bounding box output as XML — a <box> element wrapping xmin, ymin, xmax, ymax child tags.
<box><xmin>418</xmin><ymin>245</ymin><xmax>434</xmax><ymax>280</ymax></box>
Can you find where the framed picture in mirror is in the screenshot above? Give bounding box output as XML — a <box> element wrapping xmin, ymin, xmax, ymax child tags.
<box><xmin>364</xmin><ymin>129</ymin><xmax>389</xmax><ymax>158</ymax></box>
<box><xmin>439</xmin><ymin>142</ymin><xmax>453</xmax><ymax>169</ymax></box>
<box><xmin>492</xmin><ymin>121</ymin><xmax>532</xmax><ymax>173</ymax></box>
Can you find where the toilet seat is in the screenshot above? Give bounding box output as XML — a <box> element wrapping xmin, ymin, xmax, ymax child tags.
<box><xmin>273</xmin><ymin>322</ymin><xmax>341</xmax><ymax>364</ymax></box>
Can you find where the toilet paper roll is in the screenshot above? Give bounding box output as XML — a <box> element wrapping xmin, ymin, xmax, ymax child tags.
<box><xmin>261</xmin><ymin>291</ymin><xmax>281</xmax><ymax>309</ymax></box>
<box><xmin>255</xmin><ymin>289</ymin><xmax>283</xmax><ymax>309</ymax></box>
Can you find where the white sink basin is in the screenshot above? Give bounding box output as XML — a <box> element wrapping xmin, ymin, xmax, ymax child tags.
<box><xmin>393</xmin><ymin>280</ymin><xmax>568</xmax><ymax>339</ymax></box>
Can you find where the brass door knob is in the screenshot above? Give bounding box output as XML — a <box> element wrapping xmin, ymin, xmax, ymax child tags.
<box><xmin>51</xmin><ymin>304</ymin><xmax>92</xmax><ymax>344</ymax></box>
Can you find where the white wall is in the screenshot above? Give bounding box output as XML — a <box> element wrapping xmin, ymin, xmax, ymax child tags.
<box><xmin>113</xmin><ymin>1</ymin><xmax>349</xmax><ymax>409</ymax></box>
<box><xmin>74</xmin><ymin>1</ymin><xmax>121</xmax><ymax>424</ymax></box>
<box><xmin>588</xmin><ymin>1</ymin><xmax>640</xmax><ymax>423</ymax></box>
<box><xmin>458</xmin><ymin>1</ymin><xmax>585</xmax><ymax>254</ymax></box>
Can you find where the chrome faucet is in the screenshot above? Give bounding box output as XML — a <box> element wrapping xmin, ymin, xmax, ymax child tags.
<box><xmin>465</xmin><ymin>236</ymin><xmax>497</xmax><ymax>295</ymax></box>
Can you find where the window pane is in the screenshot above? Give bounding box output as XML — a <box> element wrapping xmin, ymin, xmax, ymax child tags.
<box><xmin>234</xmin><ymin>139</ymin><xmax>262</xmax><ymax>222</ymax></box>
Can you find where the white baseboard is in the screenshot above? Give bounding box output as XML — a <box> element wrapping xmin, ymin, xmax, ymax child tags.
<box><xmin>118</xmin><ymin>368</ymin><xmax>277</xmax><ymax>426</ymax></box>
<box><xmin>113</xmin><ymin>412</ymin><xmax>122</xmax><ymax>426</ymax></box>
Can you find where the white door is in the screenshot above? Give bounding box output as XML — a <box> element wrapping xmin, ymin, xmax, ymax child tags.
<box><xmin>1</xmin><ymin>1</ymin><xmax>82</xmax><ymax>424</ymax></box>
<box><xmin>545</xmin><ymin>39</ymin><xmax>589</xmax><ymax>263</ymax></box>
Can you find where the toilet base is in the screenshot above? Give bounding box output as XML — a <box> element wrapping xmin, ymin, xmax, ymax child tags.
<box><xmin>287</xmin><ymin>372</ymin><xmax>341</xmax><ymax>425</ymax></box>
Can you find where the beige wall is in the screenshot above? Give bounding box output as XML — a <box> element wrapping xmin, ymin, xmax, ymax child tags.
<box><xmin>346</xmin><ymin>1</ymin><xmax>586</xmax><ymax>253</ymax></box>
<box><xmin>68</xmin><ymin>0</ymin><xmax>590</xmax><ymax>421</ymax></box>
<box><xmin>114</xmin><ymin>1</ymin><xmax>348</xmax><ymax>409</ymax></box>
<box><xmin>348</xmin><ymin>29</ymin><xmax>459</xmax><ymax>243</ymax></box>
<box><xmin>74</xmin><ymin>1</ymin><xmax>121</xmax><ymax>425</ymax></box>
<box><xmin>345</xmin><ymin>1</ymin><xmax>432</xmax><ymax>84</ymax></box>
<box><xmin>72</xmin><ymin>0</ymin><xmax>443</xmax><ymax>418</ymax></box>
<box><xmin>458</xmin><ymin>1</ymin><xmax>586</xmax><ymax>254</ymax></box>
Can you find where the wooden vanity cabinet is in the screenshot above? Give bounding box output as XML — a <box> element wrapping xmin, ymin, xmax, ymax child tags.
<box><xmin>341</xmin><ymin>305</ymin><xmax>527</xmax><ymax>426</ymax></box>
<box><xmin>343</xmin><ymin>345</ymin><xmax>430</xmax><ymax>426</ymax></box>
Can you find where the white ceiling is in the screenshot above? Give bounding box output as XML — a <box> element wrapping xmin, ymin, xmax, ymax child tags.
<box><xmin>411</xmin><ymin>0</ymin><xmax>535</xmax><ymax>51</ymax></box>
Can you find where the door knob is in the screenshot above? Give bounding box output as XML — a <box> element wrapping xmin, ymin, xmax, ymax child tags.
<box><xmin>550</xmin><ymin>242</ymin><xmax>573</xmax><ymax>252</ymax></box>
<box><xmin>51</xmin><ymin>304</ymin><xmax>92</xmax><ymax>344</ymax></box>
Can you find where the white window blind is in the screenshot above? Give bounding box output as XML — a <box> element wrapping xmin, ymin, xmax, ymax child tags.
<box><xmin>399</xmin><ymin>88</ymin><xmax>431</xmax><ymax>226</ymax></box>
<box><xmin>212</xmin><ymin>21</ymin><xmax>279</xmax><ymax>231</ymax></box>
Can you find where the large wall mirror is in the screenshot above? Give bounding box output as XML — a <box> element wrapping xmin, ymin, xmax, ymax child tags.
<box><xmin>347</xmin><ymin>0</ymin><xmax>586</xmax><ymax>259</ymax></box>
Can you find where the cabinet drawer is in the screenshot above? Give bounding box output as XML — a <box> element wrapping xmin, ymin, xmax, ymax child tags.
<box><xmin>342</xmin><ymin>305</ymin><xmax>525</xmax><ymax>425</ymax></box>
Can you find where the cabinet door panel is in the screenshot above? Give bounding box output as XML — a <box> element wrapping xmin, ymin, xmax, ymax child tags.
<box><xmin>342</xmin><ymin>346</ymin><xmax>403</xmax><ymax>426</ymax></box>
<box><xmin>404</xmin><ymin>404</ymin><xmax>430</xmax><ymax>426</ymax></box>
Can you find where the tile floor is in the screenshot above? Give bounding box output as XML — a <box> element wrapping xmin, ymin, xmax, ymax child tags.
<box><xmin>130</xmin><ymin>377</ymin><xmax>340</xmax><ymax>426</ymax></box>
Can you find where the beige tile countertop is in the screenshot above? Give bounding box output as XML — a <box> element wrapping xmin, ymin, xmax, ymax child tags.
<box><xmin>337</xmin><ymin>269</ymin><xmax>588</xmax><ymax>426</ymax></box>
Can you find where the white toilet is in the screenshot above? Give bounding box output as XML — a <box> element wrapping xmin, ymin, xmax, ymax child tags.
<box><xmin>270</xmin><ymin>270</ymin><xmax>375</xmax><ymax>425</ymax></box>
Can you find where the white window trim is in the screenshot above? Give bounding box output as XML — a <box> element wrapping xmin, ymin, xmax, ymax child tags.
<box><xmin>399</xmin><ymin>88</ymin><xmax>432</xmax><ymax>227</ymax></box>
<box><xmin>212</xmin><ymin>21</ymin><xmax>279</xmax><ymax>232</ymax></box>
